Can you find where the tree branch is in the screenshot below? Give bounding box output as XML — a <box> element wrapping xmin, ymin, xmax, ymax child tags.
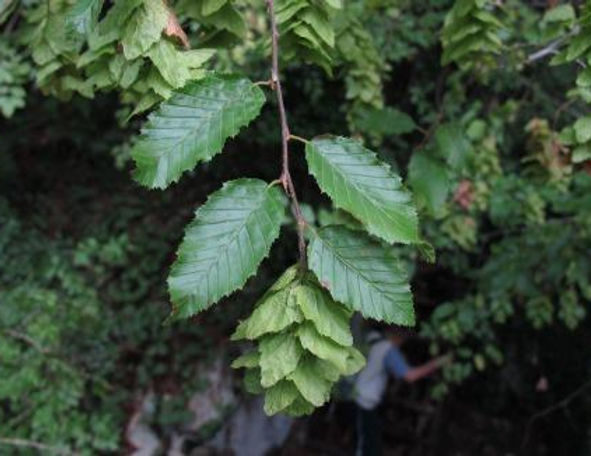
<box><xmin>527</xmin><ymin>39</ymin><xmax>564</xmax><ymax>63</ymax></box>
<box><xmin>0</xmin><ymin>437</ymin><xmax>76</xmax><ymax>455</ymax></box>
<box><xmin>521</xmin><ymin>378</ymin><xmax>591</xmax><ymax>449</ymax></box>
<box><xmin>4</xmin><ymin>329</ymin><xmax>50</xmax><ymax>355</ymax></box>
<box><xmin>527</xmin><ymin>27</ymin><xmax>584</xmax><ymax>67</ymax></box>
<box><xmin>3</xmin><ymin>329</ymin><xmax>114</xmax><ymax>391</ymax></box>
<box><xmin>266</xmin><ymin>0</ymin><xmax>307</xmax><ymax>268</ymax></box>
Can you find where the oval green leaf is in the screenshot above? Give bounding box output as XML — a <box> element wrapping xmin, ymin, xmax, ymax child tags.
<box><xmin>305</xmin><ymin>136</ymin><xmax>419</xmax><ymax>244</ymax></box>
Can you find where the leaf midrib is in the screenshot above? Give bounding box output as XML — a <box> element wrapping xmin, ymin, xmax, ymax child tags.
<box><xmin>152</xmin><ymin>80</ymin><xmax>256</xmax><ymax>157</ymax></box>
<box><xmin>310</xmin><ymin>142</ymin><xmax>411</xmax><ymax>235</ymax></box>
<box><xmin>312</xmin><ymin>232</ymin><xmax>400</xmax><ymax>306</ymax></box>
<box><xmin>179</xmin><ymin>188</ymin><xmax>278</xmax><ymax>300</ymax></box>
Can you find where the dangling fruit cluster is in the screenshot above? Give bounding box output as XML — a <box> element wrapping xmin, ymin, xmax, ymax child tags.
<box><xmin>231</xmin><ymin>265</ymin><xmax>365</xmax><ymax>416</ymax></box>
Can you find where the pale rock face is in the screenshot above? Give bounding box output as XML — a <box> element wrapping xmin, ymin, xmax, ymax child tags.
<box><xmin>186</xmin><ymin>358</ymin><xmax>235</xmax><ymax>432</ymax></box>
<box><xmin>126</xmin><ymin>392</ymin><xmax>161</xmax><ymax>456</ymax></box>
<box><xmin>125</xmin><ymin>357</ymin><xmax>292</xmax><ymax>455</ymax></box>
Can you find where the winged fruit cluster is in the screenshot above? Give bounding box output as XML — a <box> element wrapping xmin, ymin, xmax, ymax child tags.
<box><xmin>441</xmin><ymin>0</ymin><xmax>504</xmax><ymax>70</ymax></box>
<box><xmin>231</xmin><ymin>266</ymin><xmax>364</xmax><ymax>416</ymax></box>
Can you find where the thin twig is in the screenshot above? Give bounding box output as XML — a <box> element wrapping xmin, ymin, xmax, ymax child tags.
<box><xmin>266</xmin><ymin>0</ymin><xmax>307</xmax><ymax>268</ymax></box>
<box><xmin>521</xmin><ymin>378</ymin><xmax>591</xmax><ymax>450</ymax></box>
<box><xmin>289</xmin><ymin>134</ymin><xmax>308</xmax><ymax>144</ymax></box>
<box><xmin>553</xmin><ymin>98</ymin><xmax>576</xmax><ymax>129</ymax></box>
<box><xmin>414</xmin><ymin>111</ymin><xmax>443</xmax><ymax>151</ymax></box>
<box><xmin>4</xmin><ymin>329</ymin><xmax>50</xmax><ymax>355</ymax></box>
<box><xmin>0</xmin><ymin>437</ymin><xmax>76</xmax><ymax>455</ymax></box>
<box><xmin>3</xmin><ymin>329</ymin><xmax>114</xmax><ymax>391</ymax></box>
<box><xmin>4</xmin><ymin>405</ymin><xmax>35</xmax><ymax>430</ymax></box>
<box><xmin>527</xmin><ymin>26</ymin><xmax>580</xmax><ymax>64</ymax></box>
<box><xmin>527</xmin><ymin>39</ymin><xmax>565</xmax><ymax>63</ymax></box>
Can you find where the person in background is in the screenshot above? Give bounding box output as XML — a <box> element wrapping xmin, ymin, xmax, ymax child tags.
<box><xmin>353</xmin><ymin>327</ymin><xmax>450</xmax><ymax>456</ymax></box>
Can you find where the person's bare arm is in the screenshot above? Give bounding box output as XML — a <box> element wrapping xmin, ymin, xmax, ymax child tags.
<box><xmin>403</xmin><ymin>354</ymin><xmax>451</xmax><ymax>383</ymax></box>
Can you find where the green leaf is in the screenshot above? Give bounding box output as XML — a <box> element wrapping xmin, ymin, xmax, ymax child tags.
<box><xmin>231</xmin><ymin>350</ymin><xmax>259</xmax><ymax>369</ymax></box>
<box><xmin>305</xmin><ymin>136</ymin><xmax>419</xmax><ymax>244</ymax></box>
<box><xmin>130</xmin><ymin>92</ymin><xmax>161</xmax><ymax>118</ymax></box>
<box><xmin>417</xmin><ymin>241</ymin><xmax>436</xmax><ymax>264</ymax></box>
<box><xmin>434</xmin><ymin>123</ymin><xmax>471</xmax><ymax>170</ymax></box>
<box><xmin>268</xmin><ymin>265</ymin><xmax>300</xmax><ymax>293</ymax></box>
<box><xmin>200</xmin><ymin>4</ymin><xmax>246</xmax><ymax>38</ymax></box>
<box><xmin>120</xmin><ymin>60</ymin><xmax>144</xmax><ymax>89</ymax></box>
<box><xmin>313</xmin><ymin>347</ymin><xmax>365</xmax><ymax>378</ymax></box>
<box><xmin>243</xmin><ymin>368</ymin><xmax>264</xmax><ymax>394</ymax></box>
<box><xmin>232</xmin><ymin>284</ymin><xmax>303</xmax><ymax>340</ymax></box>
<box><xmin>180</xmin><ymin>48</ymin><xmax>217</xmax><ymax>68</ymax></box>
<box><xmin>276</xmin><ymin>0</ymin><xmax>307</xmax><ymax>23</ymax></box>
<box><xmin>259</xmin><ymin>331</ymin><xmax>303</xmax><ymax>387</ymax></box>
<box><xmin>293</xmin><ymin>24</ymin><xmax>333</xmax><ymax>65</ymax></box>
<box><xmin>147</xmin><ymin>41</ymin><xmax>214</xmax><ymax>89</ymax></box>
<box><xmin>566</xmin><ymin>32</ymin><xmax>591</xmax><ymax>61</ymax></box>
<box><xmin>543</xmin><ymin>4</ymin><xmax>575</xmax><ymax>23</ymax></box>
<box><xmin>288</xmin><ymin>355</ymin><xmax>332</xmax><ymax>406</ymax></box>
<box><xmin>354</xmin><ymin>107</ymin><xmax>417</xmax><ymax>136</ymax></box>
<box><xmin>301</xmin><ymin>10</ymin><xmax>334</xmax><ymax>47</ymax></box>
<box><xmin>43</xmin><ymin>9</ymin><xmax>86</xmax><ymax>54</ymax></box>
<box><xmin>473</xmin><ymin>10</ymin><xmax>504</xmax><ymax>29</ymax></box>
<box><xmin>263</xmin><ymin>380</ymin><xmax>299</xmax><ymax>415</ymax></box>
<box><xmin>295</xmin><ymin>285</ymin><xmax>352</xmax><ymax>347</ymax></box>
<box><xmin>572</xmin><ymin>144</ymin><xmax>591</xmax><ymax>163</ymax></box>
<box><xmin>67</xmin><ymin>0</ymin><xmax>103</xmax><ymax>38</ymax></box>
<box><xmin>122</xmin><ymin>0</ymin><xmax>169</xmax><ymax>60</ymax></box>
<box><xmin>202</xmin><ymin>0</ymin><xmax>228</xmax><ymax>16</ymax></box>
<box><xmin>323</xmin><ymin>0</ymin><xmax>342</xmax><ymax>10</ymax></box>
<box><xmin>131</xmin><ymin>74</ymin><xmax>265</xmax><ymax>188</ymax></box>
<box><xmin>308</xmin><ymin>226</ymin><xmax>415</xmax><ymax>325</ymax></box>
<box><xmin>89</xmin><ymin>0</ymin><xmax>143</xmax><ymax>49</ymax></box>
<box><xmin>146</xmin><ymin>68</ymin><xmax>174</xmax><ymax>98</ymax></box>
<box><xmin>147</xmin><ymin>40</ymin><xmax>191</xmax><ymax>88</ymax></box>
<box><xmin>408</xmin><ymin>151</ymin><xmax>449</xmax><ymax>217</ymax></box>
<box><xmin>283</xmin><ymin>396</ymin><xmax>315</xmax><ymax>417</ymax></box>
<box><xmin>168</xmin><ymin>179</ymin><xmax>285</xmax><ymax>318</ymax></box>
<box><xmin>297</xmin><ymin>322</ymin><xmax>350</xmax><ymax>370</ymax></box>
<box><xmin>574</xmin><ymin>117</ymin><xmax>591</xmax><ymax>143</ymax></box>
<box><xmin>559</xmin><ymin>126</ymin><xmax>577</xmax><ymax>145</ymax></box>
<box><xmin>342</xmin><ymin>347</ymin><xmax>365</xmax><ymax>375</ymax></box>
<box><xmin>576</xmin><ymin>68</ymin><xmax>591</xmax><ymax>87</ymax></box>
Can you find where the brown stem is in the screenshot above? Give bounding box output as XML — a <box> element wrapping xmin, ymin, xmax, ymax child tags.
<box><xmin>266</xmin><ymin>0</ymin><xmax>307</xmax><ymax>268</ymax></box>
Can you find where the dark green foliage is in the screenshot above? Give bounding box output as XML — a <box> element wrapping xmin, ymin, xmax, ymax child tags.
<box><xmin>0</xmin><ymin>201</ymin><xmax>121</xmax><ymax>454</ymax></box>
<box><xmin>441</xmin><ymin>0</ymin><xmax>504</xmax><ymax>70</ymax></box>
<box><xmin>0</xmin><ymin>38</ymin><xmax>31</xmax><ymax>117</ymax></box>
<box><xmin>275</xmin><ymin>0</ymin><xmax>340</xmax><ymax>71</ymax></box>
